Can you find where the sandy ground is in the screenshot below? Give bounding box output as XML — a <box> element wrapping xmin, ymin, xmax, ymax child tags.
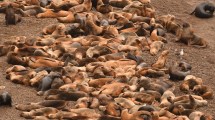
<box><xmin>0</xmin><ymin>0</ymin><xmax>214</xmax><ymax>119</ymax></box>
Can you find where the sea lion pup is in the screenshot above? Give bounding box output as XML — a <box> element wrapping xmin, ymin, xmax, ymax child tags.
<box><xmin>179</xmin><ymin>75</ymin><xmax>203</xmax><ymax>93</ymax></box>
<box><xmin>15</xmin><ymin>100</ymin><xmax>67</xmax><ymax>111</ymax></box>
<box><xmin>169</xmin><ymin>61</ymin><xmax>191</xmax><ymax>81</ymax></box>
<box><xmin>152</xmin><ymin>50</ymin><xmax>169</xmax><ymax>69</ymax></box>
<box><xmin>5</xmin><ymin>4</ymin><xmax>21</xmax><ymax>25</ymax></box>
<box><xmin>85</xmin><ymin>14</ymin><xmax>103</xmax><ymax>35</ymax></box>
<box><xmin>177</xmin><ymin>23</ymin><xmax>207</xmax><ymax>48</ymax></box>
<box><xmin>121</xmin><ymin>109</ymin><xmax>152</xmax><ymax>120</ymax></box>
<box><xmin>57</xmin><ymin>11</ymin><xmax>75</xmax><ymax>23</ymax></box>
<box><xmin>37</xmin><ymin>72</ymin><xmax>62</xmax><ymax>95</ymax></box>
<box><xmin>189</xmin><ymin>111</ymin><xmax>213</xmax><ymax>120</ymax></box>
<box><xmin>149</xmin><ymin>41</ymin><xmax>164</xmax><ymax>55</ymax></box>
<box><xmin>45</xmin><ymin>91</ymin><xmax>88</xmax><ymax>101</ymax></box>
<box><xmin>193</xmin><ymin>85</ymin><xmax>213</xmax><ymax>99</ymax></box>
<box><xmin>36</xmin><ymin>9</ymin><xmax>69</xmax><ymax>18</ymax></box>
<box><xmin>190</xmin><ymin>2</ymin><xmax>215</xmax><ymax>18</ymax></box>
<box><xmin>0</xmin><ymin>92</ymin><xmax>12</xmax><ymax>106</ymax></box>
<box><xmin>20</xmin><ymin>107</ymin><xmax>58</xmax><ymax>119</ymax></box>
<box><xmin>69</xmin><ymin>0</ymin><xmax>92</xmax><ymax>13</ymax></box>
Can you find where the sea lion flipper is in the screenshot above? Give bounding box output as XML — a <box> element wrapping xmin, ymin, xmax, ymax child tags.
<box><xmin>190</xmin><ymin>9</ymin><xmax>195</xmax><ymax>15</ymax></box>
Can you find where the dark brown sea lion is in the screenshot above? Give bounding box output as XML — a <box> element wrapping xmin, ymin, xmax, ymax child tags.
<box><xmin>5</xmin><ymin>4</ymin><xmax>21</xmax><ymax>25</ymax></box>
<box><xmin>190</xmin><ymin>2</ymin><xmax>215</xmax><ymax>18</ymax></box>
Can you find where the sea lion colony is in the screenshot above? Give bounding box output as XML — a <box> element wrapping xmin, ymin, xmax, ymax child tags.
<box><xmin>0</xmin><ymin>0</ymin><xmax>213</xmax><ymax>119</ymax></box>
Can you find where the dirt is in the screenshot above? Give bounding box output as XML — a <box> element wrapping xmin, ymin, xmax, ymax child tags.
<box><xmin>0</xmin><ymin>0</ymin><xmax>214</xmax><ymax>119</ymax></box>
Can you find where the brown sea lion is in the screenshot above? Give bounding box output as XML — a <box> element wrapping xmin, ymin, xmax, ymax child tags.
<box><xmin>57</xmin><ymin>12</ymin><xmax>75</xmax><ymax>23</ymax></box>
<box><xmin>85</xmin><ymin>14</ymin><xmax>103</xmax><ymax>35</ymax></box>
<box><xmin>177</xmin><ymin>23</ymin><xmax>207</xmax><ymax>48</ymax></box>
<box><xmin>193</xmin><ymin>85</ymin><xmax>213</xmax><ymax>99</ymax></box>
<box><xmin>5</xmin><ymin>4</ymin><xmax>21</xmax><ymax>25</ymax></box>
<box><xmin>15</xmin><ymin>100</ymin><xmax>67</xmax><ymax>111</ymax></box>
<box><xmin>20</xmin><ymin>107</ymin><xmax>58</xmax><ymax>119</ymax></box>
<box><xmin>69</xmin><ymin>0</ymin><xmax>92</xmax><ymax>13</ymax></box>
<box><xmin>36</xmin><ymin>9</ymin><xmax>69</xmax><ymax>18</ymax></box>
<box><xmin>152</xmin><ymin>50</ymin><xmax>169</xmax><ymax>69</ymax></box>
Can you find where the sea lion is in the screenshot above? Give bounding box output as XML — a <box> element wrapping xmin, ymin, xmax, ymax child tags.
<box><xmin>45</xmin><ymin>91</ymin><xmax>88</xmax><ymax>101</ymax></box>
<box><xmin>15</xmin><ymin>100</ymin><xmax>67</xmax><ymax>111</ymax></box>
<box><xmin>180</xmin><ymin>75</ymin><xmax>203</xmax><ymax>93</ymax></box>
<box><xmin>85</xmin><ymin>14</ymin><xmax>103</xmax><ymax>35</ymax></box>
<box><xmin>121</xmin><ymin>109</ymin><xmax>152</xmax><ymax>120</ymax></box>
<box><xmin>20</xmin><ymin>107</ymin><xmax>58</xmax><ymax>119</ymax></box>
<box><xmin>16</xmin><ymin>6</ymin><xmax>45</xmax><ymax>17</ymax></box>
<box><xmin>189</xmin><ymin>111</ymin><xmax>213</xmax><ymax>120</ymax></box>
<box><xmin>193</xmin><ymin>85</ymin><xmax>213</xmax><ymax>99</ymax></box>
<box><xmin>57</xmin><ymin>12</ymin><xmax>75</xmax><ymax>23</ymax></box>
<box><xmin>6</xmin><ymin>65</ymin><xmax>27</xmax><ymax>74</ymax></box>
<box><xmin>37</xmin><ymin>72</ymin><xmax>62</xmax><ymax>95</ymax></box>
<box><xmin>42</xmin><ymin>24</ymin><xmax>58</xmax><ymax>35</ymax></box>
<box><xmin>169</xmin><ymin>62</ymin><xmax>191</xmax><ymax>81</ymax></box>
<box><xmin>7</xmin><ymin>52</ymin><xmax>28</xmax><ymax>66</ymax></box>
<box><xmin>69</xmin><ymin>0</ymin><xmax>92</xmax><ymax>13</ymax></box>
<box><xmin>36</xmin><ymin>9</ymin><xmax>69</xmax><ymax>18</ymax></box>
<box><xmin>105</xmin><ymin>102</ymin><xmax>121</xmax><ymax>117</ymax></box>
<box><xmin>160</xmin><ymin>90</ymin><xmax>175</xmax><ymax>108</ymax></box>
<box><xmin>86</xmin><ymin>46</ymin><xmax>112</xmax><ymax>58</ymax></box>
<box><xmin>177</xmin><ymin>23</ymin><xmax>208</xmax><ymax>48</ymax></box>
<box><xmin>5</xmin><ymin>4</ymin><xmax>21</xmax><ymax>25</ymax></box>
<box><xmin>0</xmin><ymin>92</ymin><xmax>12</xmax><ymax>106</ymax></box>
<box><xmin>190</xmin><ymin>2</ymin><xmax>215</xmax><ymax>18</ymax></box>
<box><xmin>152</xmin><ymin>50</ymin><xmax>169</xmax><ymax>69</ymax></box>
<box><xmin>149</xmin><ymin>41</ymin><xmax>164</xmax><ymax>55</ymax></box>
